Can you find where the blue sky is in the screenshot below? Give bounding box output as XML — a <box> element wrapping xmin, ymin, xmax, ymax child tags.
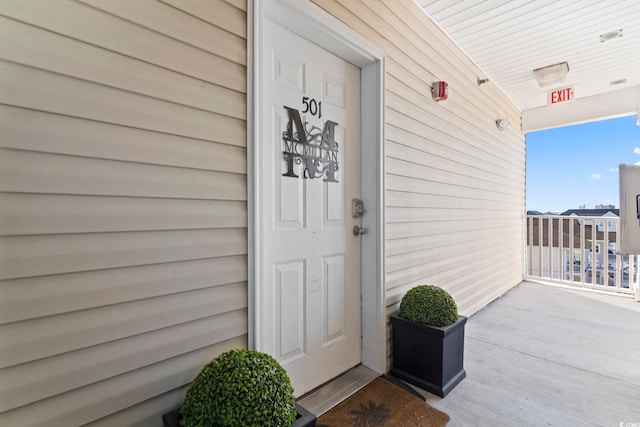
<box><xmin>526</xmin><ymin>115</ymin><xmax>640</xmax><ymax>213</ymax></box>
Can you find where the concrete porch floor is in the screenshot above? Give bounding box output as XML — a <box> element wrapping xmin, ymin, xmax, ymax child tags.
<box><xmin>412</xmin><ymin>281</ymin><xmax>640</xmax><ymax>426</ymax></box>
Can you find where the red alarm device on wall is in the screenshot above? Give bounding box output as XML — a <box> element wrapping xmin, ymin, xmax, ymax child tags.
<box><xmin>432</xmin><ymin>81</ymin><xmax>449</xmax><ymax>101</ymax></box>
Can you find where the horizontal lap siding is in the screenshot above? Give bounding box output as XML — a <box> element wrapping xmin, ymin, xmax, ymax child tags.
<box><xmin>312</xmin><ymin>0</ymin><xmax>525</xmax><ymax>369</ymax></box>
<box><xmin>0</xmin><ymin>0</ymin><xmax>247</xmax><ymax>425</ymax></box>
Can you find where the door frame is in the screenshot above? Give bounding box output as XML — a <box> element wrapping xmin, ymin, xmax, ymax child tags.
<box><xmin>248</xmin><ymin>0</ymin><xmax>386</xmax><ymax>374</ymax></box>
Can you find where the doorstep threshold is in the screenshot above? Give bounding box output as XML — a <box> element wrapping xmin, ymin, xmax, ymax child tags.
<box><xmin>297</xmin><ymin>365</ymin><xmax>379</xmax><ymax>417</ymax></box>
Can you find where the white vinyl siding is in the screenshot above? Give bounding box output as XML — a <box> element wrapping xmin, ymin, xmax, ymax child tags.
<box><xmin>312</xmin><ymin>0</ymin><xmax>526</xmax><ymax>368</ymax></box>
<box><xmin>0</xmin><ymin>0</ymin><xmax>247</xmax><ymax>426</ymax></box>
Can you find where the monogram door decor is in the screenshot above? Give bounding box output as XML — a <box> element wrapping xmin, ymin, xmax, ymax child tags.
<box><xmin>282</xmin><ymin>97</ymin><xmax>339</xmax><ymax>182</ymax></box>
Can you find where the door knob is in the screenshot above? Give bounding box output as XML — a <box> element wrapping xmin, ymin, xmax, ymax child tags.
<box><xmin>353</xmin><ymin>225</ymin><xmax>366</xmax><ymax>236</ymax></box>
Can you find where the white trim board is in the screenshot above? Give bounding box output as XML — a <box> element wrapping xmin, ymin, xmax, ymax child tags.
<box><xmin>248</xmin><ymin>0</ymin><xmax>386</xmax><ymax>374</ymax></box>
<box><xmin>522</xmin><ymin>85</ymin><xmax>640</xmax><ymax>132</ymax></box>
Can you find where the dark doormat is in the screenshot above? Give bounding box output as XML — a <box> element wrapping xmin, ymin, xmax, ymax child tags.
<box><xmin>316</xmin><ymin>376</ymin><xmax>450</xmax><ymax>427</ymax></box>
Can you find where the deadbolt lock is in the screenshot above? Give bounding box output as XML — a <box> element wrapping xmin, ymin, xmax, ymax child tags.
<box><xmin>352</xmin><ymin>198</ymin><xmax>365</xmax><ymax>218</ymax></box>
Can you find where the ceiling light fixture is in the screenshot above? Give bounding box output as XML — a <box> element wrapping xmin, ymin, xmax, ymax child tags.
<box><xmin>610</xmin><ymin>78</ymin><xmax>627</xmax><ymax>86</ymax></box>
<box><xmin>532</xmin><ymin>62</ymin><xmax>569</xmax><ymax>88</ymax></box>
<box><xmin>600</xmin><ymin>29</ymin><xmax>623</xmax><ymax>43</ymax></box>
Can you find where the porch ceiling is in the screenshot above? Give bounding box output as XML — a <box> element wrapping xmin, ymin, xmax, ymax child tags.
<box><xmin>417</xmin><ymin>0</ymin><xmax>640</xmax><ymax>131</ymax></box>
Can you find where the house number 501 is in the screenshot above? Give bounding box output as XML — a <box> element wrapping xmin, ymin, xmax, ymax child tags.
<box><xmin>302</xmin><ymin>96</ymin><xmax>322</xmax><ymax>119</ymax></box>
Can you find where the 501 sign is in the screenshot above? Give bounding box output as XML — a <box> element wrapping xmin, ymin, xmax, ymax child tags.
<box><xmin>281</xmin><ymin>95</ymin><xmax>339</xmax><ymax>183</ymax></box>
<box><xmin>301</xmin><ymin>96</ymin><xmax>322</xmax><ymax>118</ymax></box>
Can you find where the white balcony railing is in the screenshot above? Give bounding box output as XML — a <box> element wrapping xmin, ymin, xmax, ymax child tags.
<box><xmin>525</xmin><ymin>215</ymin><xmax>639</xmax><ymax>294</ymax></box>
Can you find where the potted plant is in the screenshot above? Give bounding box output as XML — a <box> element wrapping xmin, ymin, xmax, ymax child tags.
<box><xmin>390</xmin><ymin>285</ymin><xmax>467</xmax><ymax>397</ymax></box>
<box><xmin>162</xmin><ymin>349</ymin><xmax>316</xmax><ymax>427</ymax></box>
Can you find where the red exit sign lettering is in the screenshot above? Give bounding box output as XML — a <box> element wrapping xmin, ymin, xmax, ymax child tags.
<box><xmin>548</xmin><ymin>86</ymin><xmax>574</xmax><ymax>105</ymax></box>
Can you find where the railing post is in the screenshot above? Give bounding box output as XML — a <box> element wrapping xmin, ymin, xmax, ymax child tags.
<box><xmin>629</xmin><ymin>255</ymin><xmax>640</xmax><ymax>301</ymax></box>
<box><xmin>558</xmin><ymin>217</ymin><xmax>564</xmax><ymax>281</ymax></box>
<box><xmin>527</xmin><ymin>216</ymin><xmax>533</xmax><ymax>276</ymax></box>
<box><xmin>603</xmin><ymin>220</ymin><xmax>609</xmax><ymax>288</ymax></box>
<box><xmin>549</xmin><ymin>218</ymin><xmax>555</xmax><ymax>279</ymax></box>
<box><xmin>569</xmin><ymin>218</ymin><xmax>575</xmax><ymax>283</ymax></box>
<box><xmin>538</xmin><ymin>217</ymin><xmax>543</xmax><ymax>277</ymax></box>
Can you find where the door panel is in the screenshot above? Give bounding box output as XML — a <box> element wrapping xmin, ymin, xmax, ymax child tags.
<box><xmin>274</xmin><ymin>260</ymin><xmax>305</xmax><ymax>359</ymax></box>
<box><xmin>261</xmin><ymin>18</ymin><xmax>362</xmax><ymax>396</ymax></box>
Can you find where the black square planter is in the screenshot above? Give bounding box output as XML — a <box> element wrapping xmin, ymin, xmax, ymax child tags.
<box><xmin>162</xmin><ymin>403</ymin><xmax>316</xmax><ymax>427</ymax></box>
<box><xmin>390</xmin><ymin>314</ymin><xmax>467</xmax><ymax>397</ymax></box>
<box><xmin>292</xmin><ymin>404</ymin><xmax>316</xmax><ymax>427</ymax></box>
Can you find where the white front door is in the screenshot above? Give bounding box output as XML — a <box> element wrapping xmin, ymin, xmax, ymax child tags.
<box><xmin>260</xmin><ymin>18</ymin><xmax>362</xmax><ymax>396</ymax></box>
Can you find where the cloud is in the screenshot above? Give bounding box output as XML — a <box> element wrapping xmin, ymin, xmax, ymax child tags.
<box><xmin>635</xmin><ymin>147</ymin><xmax>640</xmax><ymax>155</ymax></box>
<box><xmin>610</xmin><ymin>167</ymin><xmax>619</xmax><ymax>172</ymax></box>
<box><xmin>636</xmin><ymin>160</ymin><xmax>640</xmax><ymax>165</ymax></box>
<box><xmin>591</xmin><ymin>173</ymin><xmax>602</xmax><ymax>180</ymax></box>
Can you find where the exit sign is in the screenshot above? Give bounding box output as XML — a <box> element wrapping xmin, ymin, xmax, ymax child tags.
<box><xmin>548</xmin><ymin>86</ymin><xmax>574</xmax><ymax>105</ymax></box>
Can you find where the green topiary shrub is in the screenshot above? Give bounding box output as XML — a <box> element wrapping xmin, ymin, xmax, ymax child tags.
<box><xmin>398</xmin><ymin>285</ymin><xmax>458</xmax><ymax>327</ymax></box>
<box><xmin>180</xmin><ymin>349</ymin><xmax>297</xmax><ymax>427</ymax></box>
